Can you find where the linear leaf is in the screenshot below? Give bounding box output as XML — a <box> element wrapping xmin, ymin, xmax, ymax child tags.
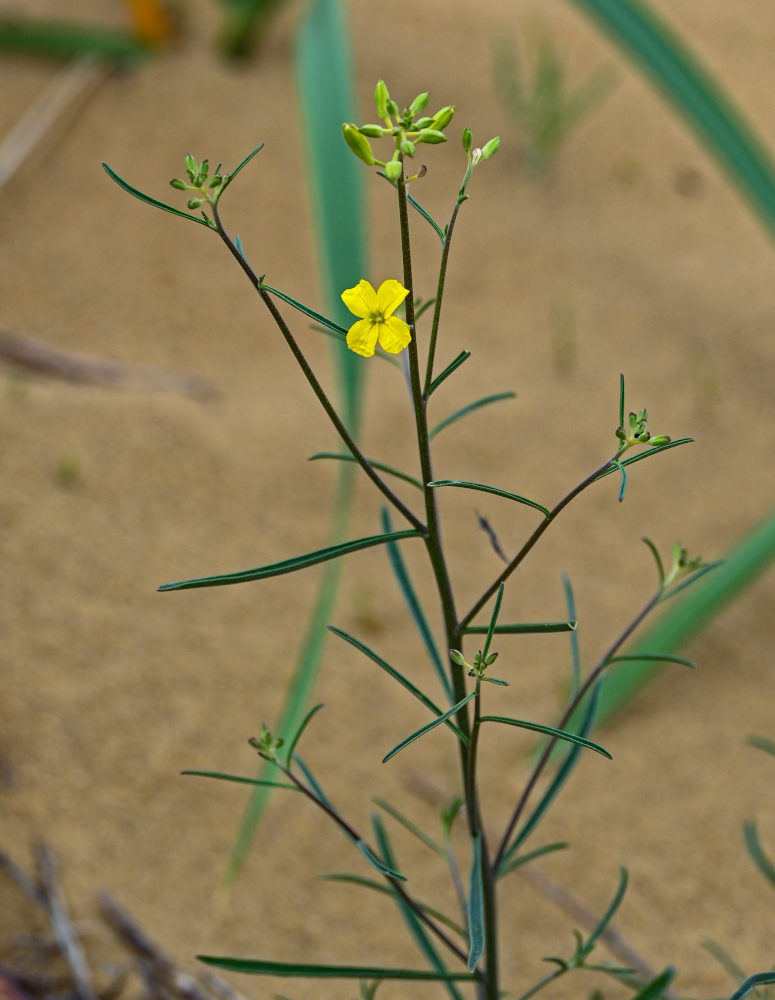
<box><xmin>605</xmin><ymin>653</ymin><xmax>695</xmax><ymax>668</ymax></box>
<box><xmin>481</xmin><ymin>716</ymin><xmax>611</xmax><ymax>758</ymax></box>
<box><xmin>594</xmin><ymin>438</ymin><xmax>694</xmax><ymax>483</ymax></box>
<box><xmin>222</xmin><ymin>142</ymin><xmax>266</xmax><ymax>191</ymax></box>
<box><xmin>641</xmin><ymin>537</ymin><xmax>665</xmax><ymax>588</ymax></box>
<box><xmin>381</xmin><ymin>508</ymin><xmax>452</xmax><ymax>702</ymax></box>
<box><xmin>328</xmin><ymin>627</ymin><xmax>467</xmax><ymax>745</ymax></box>
<box><xmin>467</xmin><ymin>834</ymin><xmax>485</xmax><ymax>972</ymax></box>
<box><xmin>357</xmin><ymin>839</ymin><xmax>405</xmax><ymax>881</ymax></box>
<box><xmin>583</xmin><ymin>867</ymin><xmax>628</xmax><ymax>953</ymax></box>
<box><xmin>743</xmin><ymin>820</ymin><xmax>775</xmax><ymax>890</ymax></box>
<box><xmin>283</xmin><ymin>703</ymin><xmax>325</xmax><ymax>766</ymax></box>
<box><xmin>102</xmin><ymin>163</ymin><xmax>212</xmax><ymax>228</ymax></box>
<box><xmin>197</xmin><ymin>957</ymin><xmax>476</xmax><ymax>980</ymax></box>
<box><xmin>728</xmin><ymin>972</ymin><xmax>775</xmax><ymax>1000</ymax></box>
<box><xmin>373</xmin><ymin>797</ymin><xmax>445</xmax><ymax>858</ymax></box>
<box><xmin>378</xmin><ymin>171</ymin><xmax>445</xmax><ymax>242</ymax></box>
<box><xmin>428</xmin><ymin>480</ymin><xmax>549</xmax><ymax>518</ymax></box>
<box><xmin>383</xmin><ymin>692</ymin><xmax>477</xmax><ymax>763</ymax></box>
<box><xmin>260</xmin><ymin>282</ymin><xmax>348</xmax><ymax>337</ymax></box>
<box><xmin>629</xmin><ymin>966</ymin><xmax>676</xmax><ymax>1000</ymax></box>
<box><xmin>428</xmin><ymin>351</ymin><xmax>472</xmax><ymax>395</ymax></box>
<box><xmin>181</xmin><ymin>770</ymin><xmax>297</xmax><ymax>791</ymax></box>
<box><xmin>498</xmin><ymin>841</ymin><xmax>569</xmax><ymax>878</ymax></box>
<box><xmin>464</xmin><ymin>621</ymin><xmax>575</xmax><ymax>635</ymax></box>
<box><xmin>158</xmin><ymin>530</ymin><xmax>423</xmax><ymax>591</ymax></box>
<box><xmin>429</xmin><ymin>392</ymin><xmax>517</xmax><ymax>441</ymax></box>
<box><xmin>483</xmin><ymin>583</ymin><xmax>505</xmax><ymax>659</ymax></box>
<box><xmin>562</xmin><ymin>574</ymin><xmax>581</xmax><ymax>695</ymax></box>
<box><xmin>310</xmin><ymin>453</ymin><xmax>422</xmax><ymax>489</ymax></box>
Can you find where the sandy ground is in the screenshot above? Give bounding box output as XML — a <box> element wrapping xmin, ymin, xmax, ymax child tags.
<box><xmin>2</xmin><ymin>1</ymin><xmax>775</xmax><ymax>998</ymax></box>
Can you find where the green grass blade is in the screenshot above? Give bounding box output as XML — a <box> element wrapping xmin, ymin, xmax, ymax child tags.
<box><xmin>381</xmin><ymin>508</ymin><xmax>452</xmax><ymax>703</ymax></box>
<box><xmin>480</xmin><ymin>715</ymin><xmax>611</xmax><ymax>758</ymax></box>
<box><xmin>327</xmin><ymin>626</ymin><xmax>467</xmax><ymax>745</ymax></box>
<box><xmin>309</xmin><ymin>453</ymin><xmax>422</xmax><ymax>490</ymax></box>
<box><xmin>428</xmin><ymin>480</ymin><xmax>549</xmax><ymax>518</ymax></box>
<box><xmin>746</xmin><ymin>734</ymin><xmax>775</xmax><ymax>759</ymax></box>
<box><xmin>464</xmin><ymin>621</ymin><xmax>575</xmax><ymax>635</ymax></box>
<box><xmin>594</xmin><ymin>507</ymin><xmax>775</xmax><ymax>727</ymax></box>
<box><xmin>0</xmin><ymin>20</ymin><xmax>146</xmax><ymax>61</ymax></box>
<box><xmin>181</xmin><ymin>770</ymin><xmax>297</xmax><ymax>791</ymax></box>
<box><xmin>158</xmin><ymin>530</ymin><xmax>423</xmax><ymax>591</ymax></box>
<box><xmin>429</xmin><ymin>392</ymin><xmax>517</xmax><ymax>441</ymax></box>
<box><xmin>382</xmin><ymin>692</ymin><xmax>477</xmax><ymax>763</ymax></box>
<box><xmin>467</xmin><ymin>834</ymin><xmax>485</xmax><ymax>972</ymax></box>
<box><xmin>102</xmin><ymin>163</ymin><xmax>212</xmax><ymax>228</ymax></box>
<box><xmin>567</xmin><ymin>0</ymin><xmax>775</xmax><ymax>240</ymax></box>
<box><xmin>743</xmin><ymin>820</ymin><xmax>775</xmax><ymax>890</ymax></box>
<box><xmin>197</xmin><ymin>957</ymin><xmax>475</xmax><ymax>980</ymax></box>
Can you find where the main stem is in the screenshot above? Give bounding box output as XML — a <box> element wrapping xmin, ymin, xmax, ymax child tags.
<box><xmin>395</xmin><ymin>168</ymin><xmax>498</xmax><ymax>1000</ymax></box>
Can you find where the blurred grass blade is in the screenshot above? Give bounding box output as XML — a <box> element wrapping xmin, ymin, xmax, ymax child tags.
<box><xmin>383</xmin><ymin>692</ymin><xmax>477</xmax><ymax>763</ymax></box>
<box><xmin>743</xmin><ymin>820</ymin><xmax>775</xmax><ymax>890</ymax></box>
<box><xmin>357</xmin><ymin>839</ymin><xmax>405</xmax><ymax>881</ymax></box>
<box><xmin>181</xmin><ymin>770</ymin><xmax>297</xmax><ymax>791</ymax></box>
<box><xmin>567</xmin><ymin>0</ymin><xmax>775</xmax><ymax>240</ymax></box>
<box><xmin>0</xmin><ymin>19</ymin><xmax>146</xmax><ymax>61</ymax></box>
<box><xmin>429</xmin><ymin>391</ymin><xmax>517</xmax><ymax>440</ymax></box>
<box><xmin>467</xmin><ymin>834</ymin><xmax>485</xmax><ymax>972</ymax></box>
<box><xmin>327</xmin><ymin>626</ymin><xmax>467</xmax><ymax>744</ymax></box>
<box><xmin>373</xmin><ymin>796</ymin><xmax>445</xmax><ymax>858</ymax></box>
<box><xmin>594</xmin><ymin>507</ymin><xmax>775</xmax><ymax>727</ymax></box>
<box><xmin>428</xmin><ymin>480</ymin><xmax>549</xmax><ymax>517</ymax></box>
<box><xmin>102</xmin><ymin>163</ymin><xmax>212</xmax><ymax>227</ymax></box>
<box><xmin>464</xmin><ymin>621</ymin><xmax>575</xmax><ymax>635</ymax></box>
<box><xmin>481</xmin><ymin>715</ymin><xmax>611</xmax><ymax>758</ymax></box>
<box><xmin>198</xmin><ymin>957</ymin><xmax>474</xmax><ymax>980</ymax></box>
<box><xmin>310</xmin><ymin>452</ymin><xmax>422</xmax><ymax>490</ymax></box>
<box><xmin>746</xmin><ymin>734</ymin><xmax>775</xmax><ymax>758</ymax></box>
<box><xmin>159</xmin><ymin>530</ymin><xmax>422</xmax><ymax>591</ymax></box>
<box><xmin>381</xmin><ymin>508</ymin><xmax>452</xmax><ymax>702</ymax></box>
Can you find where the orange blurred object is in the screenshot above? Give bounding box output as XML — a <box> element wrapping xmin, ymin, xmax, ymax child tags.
<box><xmin>124</xmin><ymin>0</ymin><xmax>177</xmax><ymax>47</ymax></box>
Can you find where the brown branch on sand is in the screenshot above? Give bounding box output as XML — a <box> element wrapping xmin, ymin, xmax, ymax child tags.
<box><xmin>0</xmin><ymin>327</ymin><xmax>217</xmax><ymax>400</ymax></box>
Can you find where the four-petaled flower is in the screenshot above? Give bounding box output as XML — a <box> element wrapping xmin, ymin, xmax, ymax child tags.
<box><xmin>341</xmin><ymin>279</ymin><xmax>411</xmax><ymax>357</ymax></box>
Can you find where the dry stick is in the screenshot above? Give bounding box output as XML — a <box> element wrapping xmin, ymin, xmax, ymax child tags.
<box><xmin>0</xmin><ymin>327</ymin><xmax>216</xmax><ymax>398</ymax></box>
<box><xmin>34</xmin><ymin>844</ymin><xmax>97</xmax><ymax>1000</ymax></box>
<box><xmin>97</xmin><ymin>891</ymin><xmax>249</xmax><ymax>1000</ymax></box>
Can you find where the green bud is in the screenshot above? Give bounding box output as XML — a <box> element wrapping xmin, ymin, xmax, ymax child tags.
<box><xmin>384</xmin><ymin>159</ymin><xmax>403</xmax><ymax>182</ymax></box>
<box><xmin>186</xmin><ymin>197</ymin><xmax>204</xmax><ymax>210</ymax></box>
<box><xmin>358</xmin><ymin>124</ymin><xmax>385</xmax><ymax>138</ymax></box>
<box><xmin>649</xmin><ymin>434</ymin><xmax>671</xmax><ymax>447</ymax></box>
<box><xmin>342</xmin><ymin>123</ymin><xmax>375</xmax><ymax>166</ymax></box>
<box><xmin>375</xmin><ymin>79</ymin><xmax>390</xmax><ymax>120</ymax></box>
<box><xmin>409</xmin><ymin>92</ymin><xmax>430</xmax><ymax>117</ymax></box>
<box><xmin>415</xmin><ymin>128</ymin><xmax>447</xmax><ymax>145</ymax></box>
<box><xmin>429</xmin><ymin>105</ymin><xmax>455</xmax><ymax>131</ymax></box>
<box><xmin>400</xmin><ymin>138</ymin><xmax>416</xmax><ymax>158</ymax></box>
<box><xmin>208</xmin><ymin>175</ymin><xmax>223</xmax><ymax>188</ymax></box>
<box><xmin>414</xmin><ymin>116</ymin><xmax>433</xmax><ymax>129</ymax></box>
<box><xmin>184</xmin><ymin>152</ymin><xmax>198</xmax><ymax>177</ymax></box>
<box><xmin>480</xmin><ymin>136</ymin><xmax>501</xmax><ymax>160</ymax></box>
<box><xmin>170</xmin><ymin>178</ymin><xmax>187</xmax><ymax>190</ymax></box>
<box><xmin>462</xmin><ymin>128</ymin><xmax>473</xmax><ymax>153</ymax></box>
<box><xmin>386</xmin><ymin>98</ymin><xmax>399</xmax><ymax>118</ymax></box>
<box><xmin>484</xmin><ymin>651</ymin><xmax>498</xmax><ymax>666</ymax></box>
<box><xmin>449</xmin><ymin>649</ymin><xmax>467</xmax><ymax>667</ymax></box>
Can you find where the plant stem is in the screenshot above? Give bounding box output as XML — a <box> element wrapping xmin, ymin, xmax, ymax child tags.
<box><xmin>423</xmin><ymin>194</ymin><xmax>464</xmax><ymax>395</ymax></box>
<box><xmin>211</xmin><ymin>203</ymin><xmax>426</xmax><ymax>535</ymax></box>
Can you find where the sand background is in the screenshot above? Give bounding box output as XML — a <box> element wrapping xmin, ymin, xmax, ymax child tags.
<box><xmin>2</xmin><ymin>1</ymin><xmax>775</xmax><ymax>998</ymax></box>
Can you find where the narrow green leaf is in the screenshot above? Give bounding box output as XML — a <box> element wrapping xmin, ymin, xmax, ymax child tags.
<box><xmin>743</xmin><ymin>820</ymin><xmax>775</xmax><ymax>890</ymax></box>
<box><xmin>158</xmin><ymin>529</ymin><xmax>423</xmax><ymax>591</ymax></box>
<box><xmin>464</xmin><ymin>621</ymin><xmax>576</xmax><ymax>635</ymax></box>
<box><xmin>260</xmin><ymin>282</ymin><xmax>348</xmax><ymax>337</ymax></box>
<box><xmin>594</xmin><ymin>438</ymin><xmax>694</xmax><ymax>483</ymax></box>
<box><xmin>283</xmin><ymin>703</ymin><xmax>325</xmax><ymax>765</ymax></box>
<box><xmin>604</xmin><ymin>653</ymin><xmax>695</xmax><ymax>668</ymax></box>
<box><xmin>629</xmin><ymin>967</ymin><xmax>676</xmax><ymax>1000</ymax></box>
<box><xmin>0</xmin><ymin>20</ymin><xmax>146</xmax><ymax>60</ymax></box>
<box><xmin>467</xmin><ymin>834</ymin><xmax>485</xmax><ymax>972</ymax></box>
<box><xmin>328</xmin><ymin>627</ymin><xmax>467</xmax><ymax>745</ymax></box>
<box><xmin>293</xmin><ymin>754</ymin><xmax>331</xmax><ymax>806</ymax></box>
<box><xmin>618</xmin><ymin>373</ymin><xmax>625</xmax><ymax>429</ymax></box>
<box><xmin>614</xmin><ymin>460</ymin><xmax>627</xmax><ymax>503</ymax></box>
<box><xmin>728</xmin><ymin>972</ymin><xmax>775</xmax><ymax>1000</ymax></box>
<box><xmin>701</xmin><ymin>937</ymin><xmax>747</xmax><ymax>986</ymax></box>
<box><xmin>381</xmin><ymin>509</ymin><xmax>452</xmax><ymax>702</ymax></box>
<box><xmin>357</xmin><ymin>839</ymin><xmax>405</xmax><ymax>881</ymax></box>
<box><xmin>641</xmin><ymin>537</ymin><xmax>665</xmax><ymax>587</ymax></box>
<box><xmin>319</xmin><ymin>874</ymin><xmax>466</xmax><ymax>937</ymax></box>
<box><xmin>378</xmin><ymin>171</ymin><xmax>445</xmax><ymax>242</ymax></box>
<box><xmin>102</xmin><ymin>163</ymin><xmax>213</xmax><ymax>228</ymax></box>
<box><xmin>481</xmin><ymin>715</ymin><xmax>611</xmax><ymax>758</ymax></box>
<box><xmin>746</xmin><ymin>734</ymin><xmax>775</xmax><ymax>758</ymax></box>
<box><xmin>310</xmin><ymin>453</ymin><xmax>423</xmax><ymax>490</ymax></box>
<box><xmin>428</xmin><ymin>351</ymin><xmax>472</xmax><ymax>395</ymax></box>
<box><xmin>498</xmin><ymin>841</ymin><xmax>569</xmax><ymax>878</ymax></box>
<box><xmin>221</xmin><ymin>142</ymin><xmax>265</xmax><ymax>192</ymax></box>
<box><xmin>562</xmin><ymin>574</ymin><xmax>581</xmax><ymax>695</ymax></box>
<box><xmin>659</xmin><ymin>559</ymin><xmax>724</xmax><ymax>601</ymax></box>
<box><xmin>482</xmin><ymin>584</ymin><xmax>505</xmax><ymax>660</ymax></box>
<box><xmin>382</xmin><ymin>692</ymin><xmax>477</xmax><ymax>763</ymax></box>
<box><xmin>428</xmin><ymin>480</ymin><xmax>549</xmax><ymax>518</ymax></box>
<box><xmin>181</xmin><ymin>770</ymin><xmax>297</xmax><ymax>791</ymax></box>
<box><xmin>582</xmin><ymin>867</ymin><xmax>628</xmax><ymax>953</ymax></box>
<box><xmin>429</xmin><ymin>392</ymin><xmax>517</xmax><ymax>441</ymax></box>
<box><xmin>197</xmin><ymin>957</ymin><xmax>476</xmax><ymax>980</ymax></box>
<box><xmin>373</xmin><ymin>797</ymin><xmax>445</xmax><ymax>858</ymax></box>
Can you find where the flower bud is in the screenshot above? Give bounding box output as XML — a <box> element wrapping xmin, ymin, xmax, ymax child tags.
<box><xmin>386</xmin><ymin>99</ymin><xmax>399</xmax><ymax>118</ymax></box>
<box><xmin>409</xmin><ymin>92</ymin><xmax>430</xmax><ymax>117</ymax></box>
<box><xmin>170</xmin><ymin>178</ymin><xmax>187</xmax><ymax>190</ymax></box>
<box><xmin>184</xmin><ymin>152</ymin><xmax>198</xmax><ymax>178</ymax></box>
<box><xmin>400</xmin><ymin>138</ymin><xmax>416</xmax><ymax>158</ymax></box>
<box><xmin>375</xmin><ymin>80</ymin><xmax>390</xmax><ymax>120</ymax></box>
<box><xmin>415</xmin><ymin>128</ymin><xmax>447</xmax><ymax>145</ymax></box>
<box><xmin>414</xmin><ymin>116</ymin><xmax>433</xmax><ymax>130</ymax></box>
<box><xmin>208</xmin><ymin>175</ymin><xmax>223</xmax><ymax>188</ymax></box>
<box><xmin>461</xmin><ymin>128</ymin><xmax>473</xmax><ymax>153</ymax></box>
<box><xmin>384</xmin><ymin>159</ymin><xmax>403</xmax><ymax>182</ymax></box>
<box><xmin>358</xmin><ymin>124</ymin><xmax>384</xmax><ymax>138</ymax></box>
<box><xmin>480</xmin><ymin>136</ymin><xmax>501</xmax><ymax>160</ymax></box>
<box><xmin>429</xmin><ymin>105</ymin><xmax>455</xmax><ymax>131</ymax></box>
<box><xmin>449</xmin><ymin>649</ymin><xmax>467</xmax><ymax>667</ymax></box>
<box><xmin>186</xmin><ymin>197</ymin><xmax>204</xmax><ymax>209</ymax></box>
<box><xmin>649</xmin><ymin>434</ymin><xmax>671</xmax><ymax>447</ymax></box>
<box><xmin>342</xmin><ymin>123</ymin><xmax>375</xmax><ymax>165</ymax></box>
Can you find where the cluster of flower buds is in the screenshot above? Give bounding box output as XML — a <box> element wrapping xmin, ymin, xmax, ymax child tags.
<box><xmin>342</xmin><ymin>79</ymin><xmax>457</xmax><ymax>181</ymax></box>
<box><xmin>248</xmin><ymin>724</ymin><xmax>284</xmax><ymax>763</ymax></box>
<box><xmin>616</xmin><ymin>408</ymin><xmax>671</xmax><ymax>453</ymax></box>
<box><xmin>449</xmin><ymin>647</ymin><xmax>499</xmax><ymax>679</ymax></box>
<box><xmin>664</xmin><ymin>542</ymin><xmax>704</xmax><ymax>587</ymax></box>
<box><xmin>170</xmin><ymin>154</ymin><xmax>225</xmax><ymax>211</ymax></box>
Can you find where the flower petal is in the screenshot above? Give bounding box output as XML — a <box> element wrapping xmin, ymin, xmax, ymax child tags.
<box><xmin>375</xmin><ymin>279</ymin><xmax>409</xmax><ymax>319</ymax></box>
<box><xmin>346</xmin><ymin>318</ymin><xmax>379</xmax><ymax>357</ymax></box>
<box><xmin>341</xmin><ymin>279</ymin><xmax>377</xmax><ymax>319</ymax></box>
<box><xmin>377</xmin><ymin>316</ymin><xmax>412</xmax><ymax>354</ymax></box>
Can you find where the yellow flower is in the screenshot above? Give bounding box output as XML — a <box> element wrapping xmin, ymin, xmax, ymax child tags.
<box><xmin>341</xmin><ymin>279</ymin><xmax>411</xmax><ymax>357</ymax></box>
